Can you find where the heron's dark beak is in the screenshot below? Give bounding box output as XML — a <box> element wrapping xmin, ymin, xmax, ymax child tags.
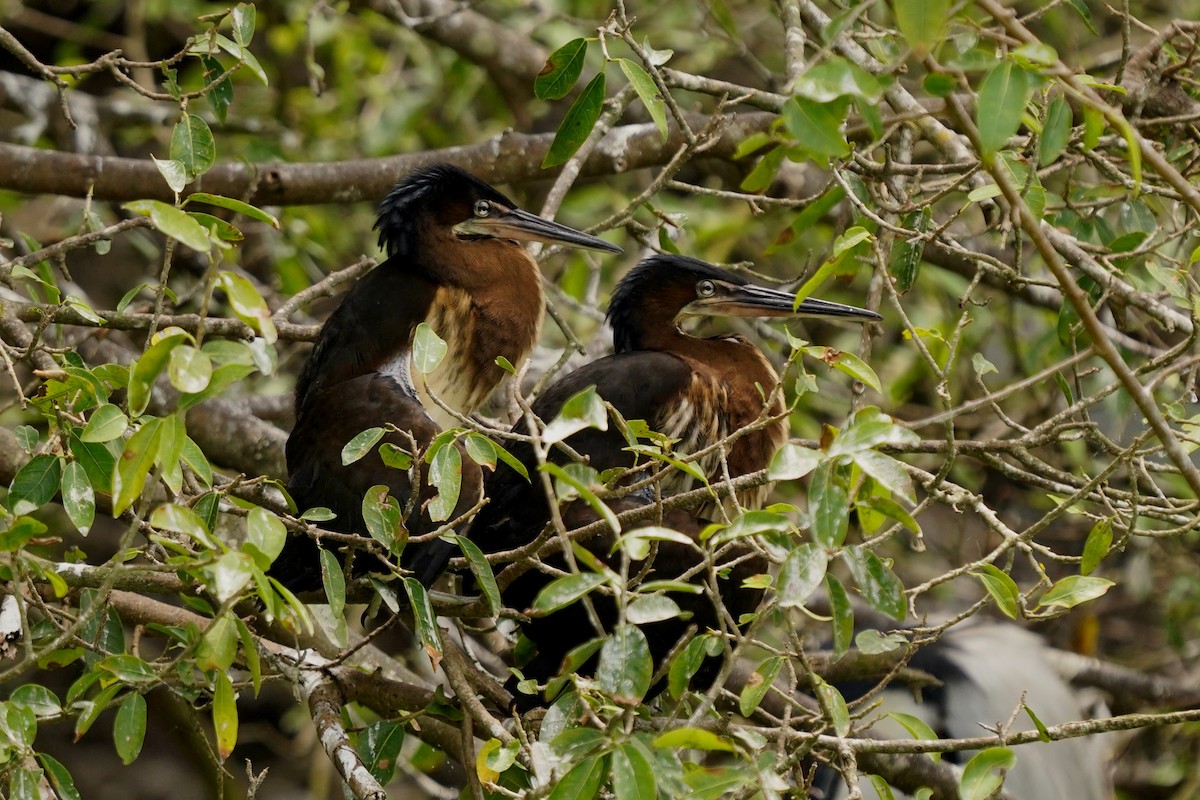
<box><xmin>454</xmin><ymin>208</ymin><xmax>622</xmax><ymax>253</ymax></box>
<box><xmin>685</xmin><ymin>283</ymin><xmax>881</xmax><ymax>321</ymax></box>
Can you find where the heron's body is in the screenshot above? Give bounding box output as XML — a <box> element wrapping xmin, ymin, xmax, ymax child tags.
<box><xmin>466</xmin><ymin>255</ymin><xmax>880</xmax><ymax>700</ymax></box>
<box><xmin>273</xmin><ymin>163</ymin><xmax>619</xmax><ymax>593</ymax></box>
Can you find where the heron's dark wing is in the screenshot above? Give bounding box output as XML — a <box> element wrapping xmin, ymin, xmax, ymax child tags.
<box><xmin>274</xmin><ymin>372</ymin><xmax>481</xmax><ymax>593</ymax></box>
<box><xmin>468</xmin><ymin>350</ymin><xmax>694</xmax><ymax>555</ymax></box>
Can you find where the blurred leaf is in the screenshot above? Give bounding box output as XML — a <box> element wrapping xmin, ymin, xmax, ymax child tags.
<box><xmin>231</xmin><ymin>3</ymin><xmax>256</xmax><ymax>46</ymax></box>
<box><xmin>38</xmin><ymin>754</ymin><xmax>81</xmax><ymax>800</ymax></box>
<box><xmin>208</xmin><ymin>551</ymin><xmax>255</xmax><ymax>604</ymax></box>
<box><xmin>113</xmin><ymin>692</ymin><xmax>147</xmax><ymax>765</ymax></box>
<box><xmin>167</xmin><ymin>345</ymin><xmax>212</xmax><ymax>394</ymax></box>
<box><xmin>973</xmin><ymin>564</ymin><xmax>1021</xmax><ymax>619</ymax></box>
<box><xmin>213</xmin><ymin>670</ymin><xmax>238</xmax><ymax>760</ymax></box>
<box><xmin>61</xmin><ymin>461</ymin><xmax>95</xmax><ymax>535</ymax></box>
<box><xmin>890</xmin><ymin>206</ymin><xmax>931</xmax><ymax>292</ymax></box>
<box><xmin>893</xmin><ymin>0</ymin><xmax>950</xmax><ymax>54</ymax></box>
<box><xmin>1037</xmin><ymin>575</ymin><xmax>1114</xmax><ymax>609</ymax></box>
<box><xmin>976</xmin><ymin>62</ymin><xmax>1032</xmax><ymax>155</ymax></box>
<box><xmin>1066</xmin><ymin>0</ymin><xmax>1098</xmax><ymax>35</ymax></box>
<box><xmin>128</xmin><ymin>328</ymin><xmax>188</xmax><ymax>417</ymax></box>
<box><xmin>413</xmin><ymin>323</ymin><xmax>448</xmax><ymax>373</ymax></box>
<box><xmin>543</xmin><ymin>72</ymin><xmax>607</xmax><ymax>168</ymax></box>
<box><xmin>619</xmin><ymin>58</ymin><xmax>668</xmax><ymax>139</ymax></box>
<box><xmin>597</xmin><ymin>624</ymin><xmax>653</xmax><ymax>704</ymax></box>
<box><xmin>9</xmin><ymin>454</ymin><xmax>61</xmax><ymax>515</ymax></box>
<box><xmin>740</xmin><ymin>146</ymin><xmax>785</xmax><ymax>192</ymax></box>
<box><xmin>653</xmin><ymin>728</ymin><xmax>736</xmax><ymax>752</ymax></box>
<box><xmin>890</xmin><ymin>712</ymin><xmax>941</xmax><ymax>761</ymax></box>
<box><xmin>959</xmin><ymin>747</ymin><xmax>1015</xmax><ymax>800</ymax></box>
<box><xmin>535</xmin><ymin>39</ymin><xmax>588</xmax><ymax>100</ymax></box>
<box><xmin>793</xmin><ymin>57</ymin><xmax>883</xmax><ymax>102</ymax></box>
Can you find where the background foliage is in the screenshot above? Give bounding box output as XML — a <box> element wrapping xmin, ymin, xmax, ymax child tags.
<box><xmin>1</xmin><ymin>0</ymin><xmax>1200</xmax><ymax>798</ymax></box>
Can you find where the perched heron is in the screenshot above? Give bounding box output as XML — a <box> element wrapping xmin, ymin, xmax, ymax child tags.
<box><xmin>273</xmin><ymin>163</ymin><xmax>621</xmax><ymax>593</ymax></box>
<box><xmin>465</xmin><ymin>254</ymin><xmax>880</xmax><ymax>699</ymax></box>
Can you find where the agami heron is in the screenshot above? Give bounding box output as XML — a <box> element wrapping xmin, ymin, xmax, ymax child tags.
<box><xmin>273</xmin><ymin>164</ymin><xmax>621</xmax><ymax>593</ymax></box>
<box><xmin>466</xmin><ymin>254</ymin><xmax>880</xmax><ymax>697</ymax></box>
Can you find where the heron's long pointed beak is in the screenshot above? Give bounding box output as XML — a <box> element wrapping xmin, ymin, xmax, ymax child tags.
<box><xmin>454</xmin><ymin>208</ymin><xmax>623</xmax><ymax>253</ymax></box>
<box><xmin>685</xmin><ymin>283</ymin><xmax>881</xmax><ymax>321</ymax></box>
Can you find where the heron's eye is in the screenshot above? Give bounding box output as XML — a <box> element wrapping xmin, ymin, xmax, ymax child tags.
<box><xmin>697</xmin><ymin>280</ymin><xmax>717</xmax><ymax>297</ymax></box>
<box><xmin>473</xmin><ymin>200</ymin><xmax>491</xmax><ymax>217</ymax></box>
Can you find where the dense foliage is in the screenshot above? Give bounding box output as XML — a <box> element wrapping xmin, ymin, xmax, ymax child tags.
<box><xmin>1</xmin><ymin>0</ymin><xmax>1199</xmax><ymax>798</ymax></box>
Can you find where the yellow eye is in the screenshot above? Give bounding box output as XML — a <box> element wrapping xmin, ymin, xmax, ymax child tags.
<box><xmin>473</xmin><ymin>200</ymin><xmax>490</xmax><ymax>217</ymax></box>
<box><xmin>697</xmin><ymin>280</ymin><xmax>717</xmax><ymax>297</ymax></box>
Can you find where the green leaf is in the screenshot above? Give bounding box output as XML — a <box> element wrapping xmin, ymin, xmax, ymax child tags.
<box><xmin>810</xmin><ymin>462</ymin><xmax>849</xmax><ymax>548</ymax></box>
<box><xmin>781</xmin><ymin>96</ymin><xmax>851</xmax><ymax>158</ymax></box>
<box><xmin>0</xmin><ymin>516</ymin><xmax>46</xmax><ymax>552</ymax></box>
<box><xmin>184</xmin><ymin>192</ymin><xmax>279</xmax><ymax>228</ymax></box>
<box><xmin>532</xmin><ymin>572</ymin><xmax>608</xmax><ymax>614</ymax></box>
<box><xmin>813</xmin><ymin>675</ymin><xmax>851</xmax><ymax>736</ymax></box>
<box><xmin>976</xmin><ymin>61</ymin><xmax>1032</xmax><ymax>156</ymax></box>
<box><xmin>792</xmin><ymin>57</ymin><xmax>883</xmax><ymax>103</ymax></box>
<box><xmin>768</xmin><ymin>443</ymin><xmax>823</xmax><ymax>481</ymax></box>
<box><xmin>653</xmin><ymin>727</ymin><xmax>736</xmax><ymax>752</ymax></box>
<box><xmin>548</xmin><ymin>755</ymin><xmax>607</xmax><ymax>800</ymax></box>
<box><xmin>596</xmin><ymin>624</ymin><xmax>653</xmax><ymax>704</ymax></box>
<box><xmin>893</xmin><ymin>0</ymin><xmax>950</xmax><ymax>54</ymax></box>
<box><xmin>1081</xmin><ymin>519</ymin><xmax>1113</xmax><ymax>575</ymax></box>
<box><xmin>535</xmin><ymin>39</ymin><xmax>588</xmax><ymax>101</ymax></box>
<box><xmin>127</xmin><ymin>328</ymin><xmax>188</xmax><ymax>417</ymax></box>
<box><xmin>201</xmin><ymin>55</ymin><xmax>232</xmax><ymax>123</ymax></box>
<box><xmin>113</xmin><ymin>692</ymin><xmax>147</xmax><ymax>765</ymax></box>
<box><xmin>246</xmin><ymin>507</ymin><xmax>286</xmax><ymax>566</ymax></box>
<box><xmin>197</xmin><ymin>614</ymin><xmax>239</xmax><ymax>672</ymax></box>
<box><xmin>213</xmin><ymin>33</ymin><xmax>268</xmax><ymax>85</ymax></box>
<box><xmin>973</xmin><ymin>564</ymin><xmax>1021</xmax><ymax>619</ymax></box>
<box><xmin>217</xmin><ymin>271</ymin><xmax>276</xmax><ymax>343</ymax></box>
<box><xmin>212</xmin><ymin>670</ymin><xmax>238</xmax><ymax>760</ymax></box>
<box><xmin>777</xmin><ymin>543</ymin><xmax>828</xmax><ymax>609</ymax></box>
<box><xmin>1065</xmin><ymin>0</ymin><xmax>1098</xmax><ymax>35</ymax></box>
<box><xmin>453</xmin><ymin>535</ymin><xmax>500</xmax><ymax>615</ymax></box>
<box><xmin>11</xmin><ymin>684</ymin><xmax>61</xmax><ymax>717</ymax></box>
<box><xmin>412</xmin><ymin>322</ymin><xmax>448</xmax><ymax>373</ymax></box>
<box><xmin>207</xmin><ymin>551</ymin><xmax>255</xmax><ymax>604</ymax></box>
<box><xmin>1037</xmin><ymin>575</ymin><xmax>1114</xmax><ymax>609</ymax></box>
<box><xmin>170</xmin><ymin>113</ymin><xmax>216</xmax><ymax>180</ymax></box>
<box><xmin>319</xmin><ymin>549</ymin><xmax>346</xmax><ymax>617</ymax></box>
<box><xmin>826</xmin><ymin>574</ymin><xmax>854</xmax><ymax>659</ymax></box>
<box><xmin>231</xmin><ymin>3</ymin><xmax>256</xmax><ymax>47</ymax></box>
<box><xmin>153</xmin><ymin>156</ymin><xmax>187</xmax><ymax>194</ymax></box>
<box><xmin>611</xmin><ymin>742</ymin><xmax>657</xmax><ymax>800</ymax></box>
<box><xmin>234</xmin><ymin>618</ymin><xmax>262</xmax><ymax>696</ymax></box>
<box><xmin>9</xmin><ymin>454</ymin><xmax>62</xmax><ymax>515</ymax></box>
<box><xmin>959</xmin><ymin>747</ymin><xmax>1015</xmax><ymax>800</ymax></box>
<box><xmin>342</xmin><ymin>427</ymin><xmax>385</xmax><ymax>465</ymax></box>
<box><xmin>890</xmin><ymin>206</ymin><xmax>932</xmax><ymax>292</ymax></box>
<box><xmin>167</xmin><ymin>344</ymin><xmax>212</xmax><ymax>394</ymax></box>
<box><xmin>150</xmin><ymin>502</ymin><xmax>217</xmax><ymax>549</ymax></box>
<box><xmin>1039</xmin><ymin>95</ymin><xmax>1072</xmax><ymax>166</ymax></box>
<box><xmin>403</xmin><ymin>577</ymin><xmax>442</xmax><ymax>655</ymax></box>
<box><xmin>843</xmin><ymin>546</ymin><xmax>906</xmax><ymax>620</ymax></box>
<box><xmin>668</xmin><ymin>635</ymin><xmax>712</xmax><ymax>697</ymax></box>
<box><xmin>890</xmin><ymin>712</ymin><xmax>941</xmax><ymax>761</ymax></box>
<box><xmin>826</xmin><ymin>349</ymin><xmax>882</xmax><ymax>392</ymax></box>
<box><xmin>619</xmin><ymin>58</ymin><xmax>668</xmax><ymax>139</ymax></box>
<box><xmin>544</xmin><ymin>386</ymin><xmax>608</xmax><ymax>444</ymax></box>
<box><xmin>427</xmin><ymin>441</ymin><xmax>463</xmax><ymax>522</ymax></box>
<box><xmin>61</xmin><ymin>460</ymin><xmax>95</xmax><ymax>535</ymax></box>
<box><xmin>543</xmin><ymin>71</ymin><xmax>607</xmax><ymax>169</ymax></box>
<box><xmin>97</xmin><ymin>653</ymin><xmax>157</xmax><ymax>683</ymax></box>
<box><xmin>37</xmin><ymin>754</ymin><xmax>81</xmax><ymax>800</ymax></box>
<box><xmin>358</xmin><ymin>720</ymin><xmax>405</xmax><ymax>785</ymax></box>
<box><xmin>81</xmin><ymin>403</ymin><xmax>129</xmax><ymax>443</ymax></box>
<box><xmin>124</xmin><ymin>199</ymin><xmax>211</xmax><ymax>252</ymax></box>
<box><xmin>740</xmin><ymin>145</ymin><xmax>785</xmax><ymax>193</ymax></box>
<box><xmin>362</xmin><ymin>485</ymin><xmax>403</xmax><ymax>553</ymax></box>
<box><xmin>738</xmin><ymin>656</ymin><xmax>783</xmax><ymax>717</ymax></box>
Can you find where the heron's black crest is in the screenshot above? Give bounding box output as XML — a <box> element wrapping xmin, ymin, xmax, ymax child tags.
<box><xmin>374</xmin><ymin>163</ymin><xmax>517</xmax><ymax>258</ymax></box>
<box><xmin>607</xmin><ymin>255</ymin><xmax>748</xmax><ymax>353</ymax></box>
